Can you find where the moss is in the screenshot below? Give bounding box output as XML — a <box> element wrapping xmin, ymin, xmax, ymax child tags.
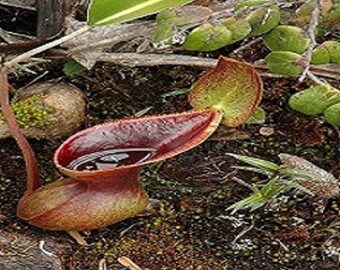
<box><xmin>0</xmin><ymin>95</ymin><xmax>55</xmax><ymax>129</ymax></box>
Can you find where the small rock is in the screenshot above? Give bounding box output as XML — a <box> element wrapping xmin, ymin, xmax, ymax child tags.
<box><xmin>0</xmin><ymin>230</ymin><xmax>71</xmax><ymax>270</ymax></box>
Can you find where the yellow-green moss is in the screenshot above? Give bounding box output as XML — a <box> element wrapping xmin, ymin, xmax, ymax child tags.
<box><xmin>0</xmin><ymin>95</ymin><xmax>55</xmax><ymax>129</ymax></box>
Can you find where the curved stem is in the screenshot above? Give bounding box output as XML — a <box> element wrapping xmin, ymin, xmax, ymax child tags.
<box><xmin>0</xmin><ymin>68</ymin><xmax>40</xmax><ymax>195</ymax></box>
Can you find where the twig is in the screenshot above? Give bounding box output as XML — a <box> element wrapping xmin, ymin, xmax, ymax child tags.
<box><xmin>118</xmin><ymin>257</ymin><xmax>143</xmax><ymax>270</ymax></box>
<box><xmin>4</xmin><ymin>26</ymin><xmax>91</xmax><ymax>70</ymax></box>
<box><xmin>254</xmin><ymin>60</ymin><xmax>340</xmax><ymax>81</ymax></box>
<box><xmin>230</xmin><ymin>37</ymin><xmax>262</xmax><ymax>56</ymax></box>
<box><xmin>38</xmin><ymin>240</ymin><xmax>56</xmax><ymax>257</ymax></box>
<box><xmin>299</xmin><ymin>0</ymin><xmax>320</xmax><ymax>82</ymax></box>
<box><xmin>232</xmin><ymin>216</ymin><xmax>255</xmax><ymax>245</ymax></box>
<box><xmin>306</xmin><ymin>70</ymin><xmax>326</xmax><ymax>85</ymax></box>
<box><xmin>68</xmin><ymin>231</ymin><xmax>88</xmax><ymax>246</ymax></box>
<box><xmin>231</xmin><ymin>176</ymin><xmax>253</xmax><ymax>190</ymax></box>
<box><xmin>96</xmin><ymin>52</ymin><xmax>217</xmax><ymax>68</ymax></box>
<box><xmin>98</xmin><ymin>258</ymin><xmax>107</xmax><ymax>270</ymax></box>
<box><xmin>93</xmin><ymin>53</ymin><xmax>340</xmax><ymax>80</ymax></box>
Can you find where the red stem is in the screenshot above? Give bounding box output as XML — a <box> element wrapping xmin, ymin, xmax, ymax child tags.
<box><xmin>0</xmin><ymin>68</ymin><xmax>40</xmax><ymax>195</ymax></box>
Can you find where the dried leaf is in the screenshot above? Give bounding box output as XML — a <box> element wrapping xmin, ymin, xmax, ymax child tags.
<box><xmin>63</xmin><ymin>18</ymin><xmax>154</xmax><ymax>69</ymax></box>
<box><xmin>189</xmin><ymin>57</ymin><xmax>263</xmax><ymax>127</ymax></box>
<box><xmin>279</xmin><ymin>153</ymin><xmax>339</xmax><ymax>198</ymax></box>
<box><xmin>156</xmin><ymin>5</ymin><xmax>211</xmax><ymax>26</ymax></box>
<box><xmin>279</xmin><ymin>154</ymin><xmax>337</xmax><ymax>182</ymax></box>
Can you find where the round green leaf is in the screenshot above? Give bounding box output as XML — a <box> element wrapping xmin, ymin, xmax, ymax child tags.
<box><xmin>246</xmin><ymin>107</ymin><xmax>266</xmax><ymax>124</ymax></box>
<box><xmin>265</xmin><ymin>51</ymin><xmax>304</xmax><ymax>76</ymax></box>
<box><xmin>263</xmin><ymin>25</ymin><xmax>310</xmax><ymax>53</ymax></box>
<box><xmin>154</xmin><ymin>5</ymin><xmax>211</xmax><ymax>45</ymax></box>
<box><xmin>189</xmin><ymin>57</ymin><xmax>263</xmax><ymax>127</ymax></box>
<box><xmin>222</xmin><ymin>18</ymin><xmax>252</xmax><ymax>44</ymax></box>
<box><xmin>156</xmin><ymin>5</ymin><xmax>211</xmax><ymax>26</ymax></box>
<box><xmin>324</xmin><ymin>103</ymin><xmax>340</xmax><ymax>126</ymax></box>
<box><xmin>322</xmin><ymin>40</ymin><xmax>340</xmax><ymax>64</ymax></box>
<box><xmin>183</xmin><ymin>23</ymin><xmax>232</xmax><ymax>51</ymax></box>
<box><xmin>246</xmin><ymin>5</ymin><xmax>281</xmax><ymax>37</ymax></box>
<box><xmin>311</xmin><ymin>46</ymin><xmax>331</xmax><ymax>65</ymax></box>
<box><xmin>289</xmin><ymin>85</ymin><xmax>340</xmax><ymax>116</ymax></box>
<box><xmin>154</xmin><ymin>22</ymin><xmax>175</xmax><ymax>44</ymax></box>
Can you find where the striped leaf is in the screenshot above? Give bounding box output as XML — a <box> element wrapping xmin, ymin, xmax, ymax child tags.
<box><xmin>88</xmin><ymin>0</ymin><xmax>194</xmax><ymax>26</ymax></box>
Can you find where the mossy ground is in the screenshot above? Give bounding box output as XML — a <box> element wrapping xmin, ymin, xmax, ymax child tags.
<box><xmin>0</xmin><ymin>94</ymin><xmax>55</xmax><ymax>129</ymax></box>
<box><xmin>0</xmin><ymin>61</ymin><xmax>339</xmax><ymax>269</ymax></box>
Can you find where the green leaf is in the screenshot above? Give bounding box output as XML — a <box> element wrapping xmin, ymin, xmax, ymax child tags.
<box><xmin>263</xmin><ymin>25</ymin><xmax>310</xmax><ymax>54</ymax></box>
<box><xmin>154</xmin><ymin>6</ymin><xmax>211</xmax><ymax>44</ymax></box>
<box><xmin>161</xmin><ymin>88</ymin><xmax>190</xmax><ymax>101</ymax></box>
<box><xmin>289</xmin><ymin>84</ymin><xmax>340</xmax><ymax>115</ymax></box>
<box><xmin>235</xmin><ymin>0</ymin><xmax>269</xmax><ymax>11</ymax></box>
<box><xmin>232</xmin><ymin>166</ymin><xmax>274</xmax><ymax>176</ymax></box>
<box><xmin>246</xmin><ymin>107</ymin><xmax>266</xmax><ymax>124</ymax></box>
<box><xmin>285</xmin><ymin>181</ymin><xmax>314</xmax><ymax>196</ymax></box>
<box><xmin>321</xmin><ymin>40</ymin><xmax>340</xmax><ymax>64</ymax></box>
<box><xmin>134</xmin><ymin>106</ymin><xmax>154</xmax><ymax>117</ymax></box>
<box><xmin>183</xmin><ymin>23</ymin><xmax>232</xmax><ymax>51</ymax></box>
<box><xmin>189</xmin><ymin>57</ymin><xmax>263</xmax><ymax>127</ymax></box>
<box><xmin>311</xmin><ymin>45</ymin><xmax>331</xmax><ymax>65</ymax></box>
<box><xmin>227</xmin><ymin>153</ymin><xmax>279</xmax><ymax>172</ymax></box>
<box><xmin>88</xmin><ymin>0</ymin><xmax>194</xmax><ymax>26</ymax></box>
<box><xmin>63</xmin><ymin>60</ymin><xmax>86</xmax><ymax>77</ymax></box>
<box><xmin>265</xmin><ymin>51</ymin><xmax>304</xmax><ymax>76</ymax></box>
<box><xmin>153</xmin><ymin>22</ymin><xmax>176</xmax><ymax>44</ymax></box>
<box><xmin>279</xmin><ymin>167</ymin><xmax>320</xmax><ymax>180</ymax></box>
<box><xmin>222</xmin><ymin>18</ymin><xmax>252</xmax><ymax>44</ymax></box>
<box><xmin>227</xmin><ymin>177</ymin><xmax>285</xmax><ymax>213</ymax></box>
<box><xmin>246</xmin><ymin>5</ymin><xmax>281</xmax><ymax>37</ymax></box>
<box><xmin>324</xmin><ymin>103</ymin><xmax>340</xmax><ymax>126</ymax></box>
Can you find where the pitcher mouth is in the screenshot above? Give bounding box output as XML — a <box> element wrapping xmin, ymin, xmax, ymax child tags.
<box><xmin>54</xmin><ymin>109</ymin><xmax>222</xmax><ymax>180</ymax></box>
<box><xmin>67</xmin><ymin>147</ymin><xmax>156</xmax><ymax>171</ymax></box>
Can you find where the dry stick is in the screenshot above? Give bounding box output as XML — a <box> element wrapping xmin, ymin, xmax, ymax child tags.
<box><xmin>94</xmin><ymin>53</ymin><xmax>340</xmax><ymax>80</ymax></box>
<box><xmin>299</xmin><ymin>0</ymin><xmax>321</xmax><ymax>83</ymax></box>
<box><xmin>231</xmin><ymin>37</ymin><xmax>262</xmax><ymax>56</ymax></box>
<box><xmin>254</xmin><ymin>60</ymin><xmax>340</xmax><ymax>80</ymax></box>
<box><xmin>96</xmin><ymin>52</ymin><xmax>217</xmax><ymax>68</ymax></box>
<box><xmin>4</xmin><ymin>25</ymin><xmax>91</xmax><ymax>70</ymax></box>
<box><xmin>0</xmin><ymin>68</ymin><xmax>40</xmax><ymax>195</ymax></box>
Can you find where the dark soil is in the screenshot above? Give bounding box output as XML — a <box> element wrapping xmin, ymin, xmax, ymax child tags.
<box><xmin>0</xmin><ymin>61</ymin><xmax>339</xmax><ymax>270</ymax></box>
<box><xmin>0</xmin><ymin>4</ymin><xmax>339</xmax><ymax>270</ymax></box>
